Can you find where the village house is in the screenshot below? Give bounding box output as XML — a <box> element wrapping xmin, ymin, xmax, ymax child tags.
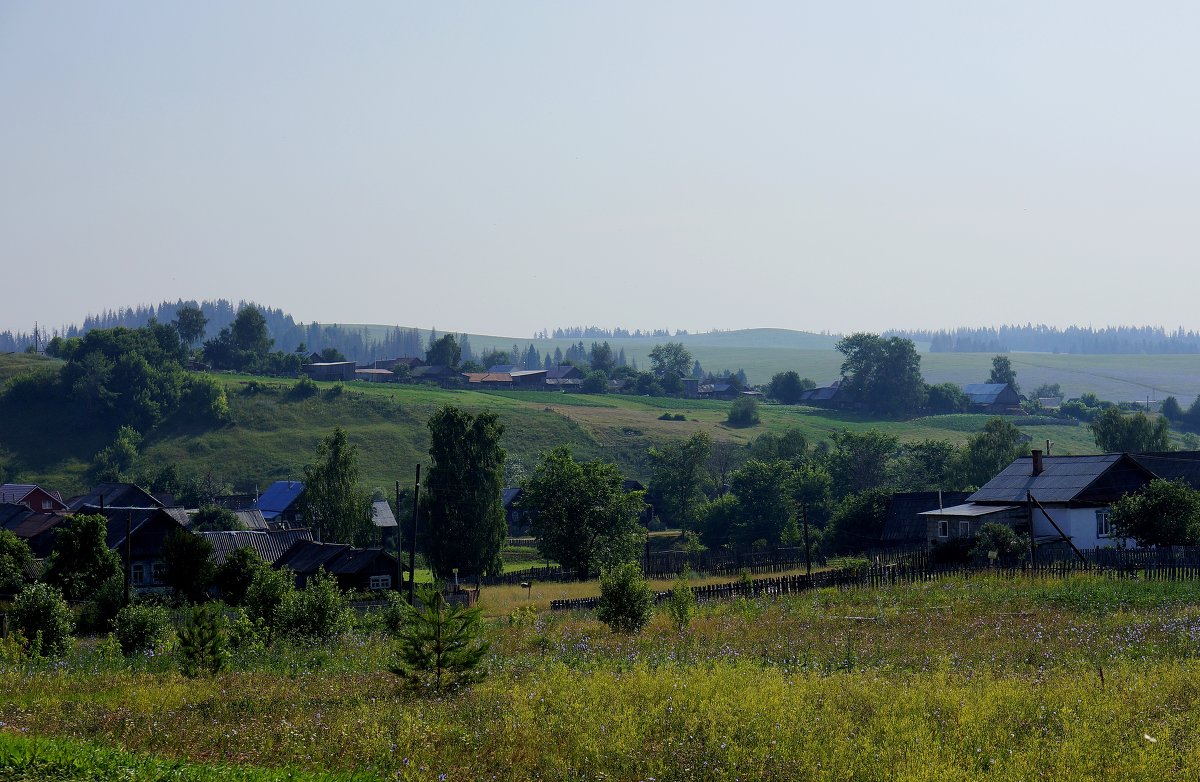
<box><xmin>256</xmin><ymin>480</ymin><xmax>306</xmax><ymax>527</ymax></box>
<box><xmin>273</xmin><ymin>539</ymin><xmax>403</xmax><ymax>592</ymax></box>
<box><xmin>301</xmin><ymin>361</ymin><xmax>357</xmax><ymax>382</ymax></box>
<box><xmin>921</xmin><ymin>451</ymin><xmax>1157</xmax><ymax>550</ymax></box>
<box><xmin>962</xmin><ymin>383</ymin><xmax>1022</xmax><ymax>414</ymax></box>
<box><xmin>0</xmin><ymin>483</ymin><xmax>68</xmax><ymax>513</ymax></box>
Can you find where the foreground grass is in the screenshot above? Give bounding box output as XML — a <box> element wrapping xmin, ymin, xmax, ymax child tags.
<box><xmin>5</xmin><ymin>576</ymin><xmax>1200</xmax><ymax>779</ymax></box>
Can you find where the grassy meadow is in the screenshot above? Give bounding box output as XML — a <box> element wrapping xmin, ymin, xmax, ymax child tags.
<box><xmin>5</xmin><ymin>575</ymin><xmax>1200</xmax><ymax>780</ymax></box>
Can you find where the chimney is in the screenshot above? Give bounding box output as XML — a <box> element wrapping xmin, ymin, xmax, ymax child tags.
<box><xmin>1031</xmin><ymin>449</ymin><xmax>1044</xmax><ymax>477</ymax></box>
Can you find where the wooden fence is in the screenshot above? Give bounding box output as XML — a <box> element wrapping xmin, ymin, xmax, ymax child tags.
<box><xmin>549</xmin><ymin>555</ymin><xmax>1200</xmax><ymax>612</ymax></box>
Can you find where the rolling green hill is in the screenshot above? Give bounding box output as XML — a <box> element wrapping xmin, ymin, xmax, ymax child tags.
<box><xmin>2</xmin><ymin>367</ymin><xmax>1105</xmax><ymax>498</ymax></box>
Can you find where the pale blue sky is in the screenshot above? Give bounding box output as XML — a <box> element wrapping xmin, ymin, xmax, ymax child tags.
<box><xmin>3</xmin><ymin>2</ymin><xmax>1198</xmax><ymax>337</ymax></box>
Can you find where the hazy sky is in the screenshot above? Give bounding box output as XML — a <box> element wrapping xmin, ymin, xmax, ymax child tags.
<box><xmin>3</xmin><ymin>2</ymin><xmax>1199</xmax><ymax>338</ymax></box>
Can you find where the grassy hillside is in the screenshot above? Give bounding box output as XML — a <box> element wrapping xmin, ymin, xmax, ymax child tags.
<box><xmin>2</xmin><ymin>368</ymin><xmax>1109</xmax><ymax>497</ymax></box>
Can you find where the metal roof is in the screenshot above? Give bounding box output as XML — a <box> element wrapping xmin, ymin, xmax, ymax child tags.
<box><xmin>1133</xmin><ymin>451</ymin><xmax>1200</xmax><ymax>487</ymax></box>
<box><xmin>232</xmin><ymin>509</ymin><xmax>269</xmax><ymax>530</ymax></box>
<box><xmin>881</xmin><ymin>491</ymin><xmax>971</xmax><ymax>540</ymax></box>
<box><xmin>918</xmin><ymin>502</ymin><xmax>1020</xmax><ymax>518</ymax></box>
<box><xmin>274</xmin><ymin>539</ymin><xmax>403</xmax><ymax>576</ymax></box>
<box><xmin>371</xmin><ymin>500</ymin><xmax>398</xmax><ymax>528</ymax></box>
<box><xmin>963</xmin><ymin>383</ymin><xmax>1012</xmax><ymax>404</ymax></box>
<box><xmin>0</xmin><ymin>484</ymin><xmax>61</xmax><ymax>506</ymax></box>
<box><xmin>197</xmin><ymin>528</ymin><xmax>313</xmax><ymax>566</ymax></box>
<box><xmin>967</xmin><ymin>454</ymin><xmax>1155</xmax><ymax>504</ymax></box>
<box><xmin>68</xmin><ymin>483</ymin><xmax>163</xmax><ymax>511</ymax></box>
<box><xmin>257</xmin><ymin>481</ymin><xmax>305</xmax><ymax>519</ymax></box>
<box><xmin>502</xmin><ymin>487</ymin><xmax>522</xmax><ymax>509</ymax></box>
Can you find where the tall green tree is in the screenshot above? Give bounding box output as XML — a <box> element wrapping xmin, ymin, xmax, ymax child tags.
<box><xmin>767</xmin><ymin>371</ymin><xmax>815</xmax><ymax>404</ymax></box>
<box><xmin>422</xmin><ymin>406</ymin><xmax>507</xmax><ymax>578</ymax></box>
<box><xmin>726</xmin><ymin>459</ymin><xmax>797</xmax><ymax>546</ymax></box>
<box><xmin>162</xmin><ymin>528</ymin><xmax>216</xmax><ymax>603</ymax></box>
<box><xmin>988</xmin><ymin>354</ymin><xmax>1019</xmax><ymax>393</ymax></box>
<box><xmin>173</xmin><ymin>305</ymin><xmax>208</xmax><ymax>348</ymax></box>
<box><xmin>231</xmin><ymin>306</ymin><xmax>273</xmax><ymax>355</ymax></box>
<box><xmin>835</xmin><ymin>333</ymin><xmax>926</xmax><ymax>416</ymax></box>
<box><xmin>302</xmin><ymin>427</ymin><xmax>375</xmax><ymax>545</ymax></box>
<box><xmin>827</xmin><ymin>429</ymin><xmax>899</xmax><ymax>499</ymax></box>
<box><xmin>0</xmin><ymin>529</ymin><xmax>33</xmax><ymax>594</ymax></box>
<box><xmin>825</xmin><ymin>488</ymin><xmax>893</xmax><ymax>554</ymax></box>
<box><xmin>522</xmin><ymin>446</ymin><xmax>647</xmax><ymax>579</ymax></box>
<box><xmin>955</xmin><ymin>417</ymin><xmax>1025</xmax><ymax>489</ymax></box>
<box><xmin>425</xmin><ymin>334</ymin><xmax>462</xmax><ymax>368</ymax></box>
<box><xmin>648</xmin><ymin>432</ymin><xmax>713</xmax><ymax>531</ymax></box>
<box><xmin>589</xmin><ymin>342</ymin><xmax>615</xmax><ymax>374</ymax></box>
<box><xmin>1088</xmin><ymin>408</ymin><xmax>1172</xmax><ymax>453</ymax></box>
<box><xmin>44</xmin><ymin>513</ymin><xmax>121</xmax><ymax>601</ymax></box>
<box><xmin>649</xmin><ymin>342</ymin><xmax>693</xmax><ymax>382</ymax></box>
<box><xmin>1109</xmin><ymin>479</ymin><xmax>1200</xmax><ymax>547</ymax></box>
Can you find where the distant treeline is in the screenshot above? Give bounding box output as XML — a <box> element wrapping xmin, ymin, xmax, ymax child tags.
<box><xmin>888</xmin><ymin>325</ymin><xmax>1200</xmax><ymax>354</ymax></box>
<box><xmin>0</xmin><ymin>300</ymin><xmax>438</xmax><ymax>364</ymax></box>
<box><xmin>543</xmin><ymin>326</ymin><xmax>688</xmax><ymax>339</ymax></box>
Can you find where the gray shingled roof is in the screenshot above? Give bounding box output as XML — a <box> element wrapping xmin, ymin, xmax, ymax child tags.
<box><xmin>1133</xmin><ymin>451</ymin><xmax>1200</xmax><ymax>486</ymax></box>
<box><xmin>371</xmin><ymin>500</ymin><xmax>398</xmax><ymax>528</ymax></box>
<box><xmin>968</xmin><ymin>454</ymin><xmax>1155</xmax><ymax>504</ymax></box>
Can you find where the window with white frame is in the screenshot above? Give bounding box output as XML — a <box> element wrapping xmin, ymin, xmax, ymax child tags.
<box><xmin>369</xmin><ymin>575</ymin><xmax>392</xmax><ymax>591</ymax></box>
<box><xmin>1096</xmin><ymin>509</ymin><xmax>1113</xmax><ymax>538</ymax></box>
<box><xmin>938</xmin><ymin>520</ymin><xmax>948</xmax><ymax>538</ymax></box>
<box><xmin>959</xmin><ymin>521</ymin><xmax>970</xmax><ymax>537</ymax></box>
<box><xmin>151</xmin><ymin>562</ymin><xmax>166</xmax><ymax>584</ymax></box>
<box><xmin>131</xmin><ymin>563</ymin><xmax>145</xmax><ymax>585</ymax></box>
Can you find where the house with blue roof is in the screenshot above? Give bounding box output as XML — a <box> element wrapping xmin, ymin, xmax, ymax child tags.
<box><xmin>257</xmin><ymin>480</ymin><xmax>306</xmax><ymax>527</ymax></box>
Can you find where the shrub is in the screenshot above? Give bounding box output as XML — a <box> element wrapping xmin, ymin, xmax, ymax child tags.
<box><xmin>244</xmin><ymin>564</ymin><xmax>295</xmax><ymax>633</ymax></box>
<box><xmin>726</xmin><ymin>397</ymin><xmax>760</xmax><ymax>428</ymax></box>
<box><xmin>288</xmin><ymin>375</ymin><xmax>319</xmax><ymax>400</ymax></box>
<box><xmin>11</xmin><ymin>583</ymin><xmax>74</xmax><ymax>656</ymax></box>
<box><xmin>665</xmin><ymin>572</ymin><xmax>697</xmax><ymax>630</ymax></box>
<box><xmin>390</xmin><ymin>584</ymin><xmax>490</xmax><ymax>692</ymax></box>
<box><xmin>179</xmin><ymin>373</ymin><xmax>231</xmax><ymax>422</ymax></box>
<box><xmin>274</xmin><ymin>569</ymin><xmax>352</xmax><ymax>640</ymax></box>
<box><xmin>112</xmin><ymin>602</ymin><xmax>173</xmax><ymax>655</ymax></box>
<box><xmin>177</xmin><ymin>604</ymin><xmax>230</xmax><ymax>677</ymax></box>
<box><xmin>596</xmin><ymin>561</ymin><xmax>654</xmax><ymax>634</ymax></box>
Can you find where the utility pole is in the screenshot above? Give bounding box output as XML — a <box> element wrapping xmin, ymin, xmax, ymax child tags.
<box><xmin>394</xmin><ymin>480</ymin><xmax>402</xmax><ymax>594</ymax></box>
<box><xmin>124</xmin><ymin>510</ymin><xmax>132</xmax><ymax>606</ymax></box>
<box><xmin>408</xmin><ymin>464</ymin><xmax>421</xmax><ymax>605</ymax></box>
<box><xmin>802</xmin><ymin>502</ymin><xmax>812</xmax><ymax>577</ymax></box>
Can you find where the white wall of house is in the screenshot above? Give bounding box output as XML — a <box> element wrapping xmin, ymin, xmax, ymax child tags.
<box><xmin>1032</xmin><ymin>506</ymin><xmax>1125</xmax><ymax>549</ymax></box>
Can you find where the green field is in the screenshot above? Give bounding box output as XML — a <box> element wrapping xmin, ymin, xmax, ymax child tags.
<box><xmin>337</xmin><ymin>325</ymin><xmax>1200</xmax><ymax>402</ymax></box>
<box><xmin>5</xmin><ymin>575</ymin><xmax>1200</xmax><ymax>780</ymax></box>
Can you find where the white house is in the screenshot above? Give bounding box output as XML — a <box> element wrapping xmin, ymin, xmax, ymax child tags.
<box><xmin>922</xmin><ymin>451</ymin><xmax>1158</xmax><ymax>550</ymax></box>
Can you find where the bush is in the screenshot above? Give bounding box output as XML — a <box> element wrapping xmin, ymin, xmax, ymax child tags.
<box><xmin>288</xmin><ymin>376</ymin><xmax>319</xmax><ymax>400</ymax></box>
<box><xmin>177</xmin><ymin>604</ymin><xmax>230</xmax><ymax>677</ymax></box>
<box><xmin>11</xmin><ymin>583</ymin><xmax>74</xmax><ymax>656</ymax></box>
<box><xmin>179</xmin><ymin>373</ymin><xmax>231</xmax><ymax>422</ymax></box>
<box><xmin>596</xmin><ymin>561</ymin><xmax>654</xmax><ymax>634</ymax></box>
<box><xmin>665</xmin><ymin>572</ymin><xmax>697</xmax><ymax>630</ymax></box>
<box><xmin>244</xmin><ymin>563</ymin><xmax>295</xmax><ymax>633</ymax></box>
<box><xmin>726</xmin><ymin>397</ymin><xmax>760</xmax><ymax>428</ymax></box>
<box><xmin>112</xmin><ymin>602</ymin><xmax>173</xmax><ymax>655</ymax></box>
<box><xmin>274</xmin><ymin>569</ymin><xmax>352</xmax><ymax>640</ymax></box>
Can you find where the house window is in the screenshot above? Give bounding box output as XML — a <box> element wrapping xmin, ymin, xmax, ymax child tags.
<box><xmin>131</xmin><ymin>563</ymin><xmax>145</xmax><ymax>585</ymax></box>
<box><xmin>1096</xmin><ymin>509</ymin><xmax>1113</xmax><ymax>538</ymax></box>
<box><xmin>938</xmin><ymin>520</ymin><xmax>948</xmax><ymax>538</ymax></box>
<box><xmin>41</xmin><ymin>499</ymin><xmax>53</xmax><ymax>510</ymax></box>
<box><xmin>959</xmin><ymin>521</ymin><xmax>970</xmax><ymax>537</ymax></box>
<box><xmin>151</xmin><ymin>562</ymin><xmax>166</xmax><ymax>584</ymax></box>
<box><xmin>369</xmin><ymin>575</ymin><xmax>392</xmax><ymax>591</ymax></box>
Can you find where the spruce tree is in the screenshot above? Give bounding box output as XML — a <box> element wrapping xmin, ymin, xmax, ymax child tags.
<box><xmin>390</xmin><ymin>584</ymin><xmax>490</xmax><ymax>692</ymax></box>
